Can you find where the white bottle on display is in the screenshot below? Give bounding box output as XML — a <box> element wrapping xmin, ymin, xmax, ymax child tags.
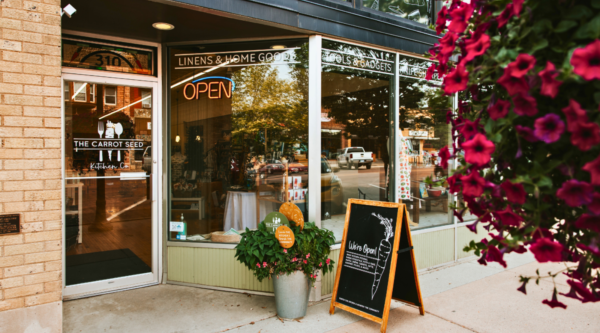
<box><xmin>177</xmin><ymin>213</ymin><xmax>187</xmax><ymax>240</ymax></box>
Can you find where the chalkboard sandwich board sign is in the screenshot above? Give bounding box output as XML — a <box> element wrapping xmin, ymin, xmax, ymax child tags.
<box><xmin>329</xmin><ymin>199</ymin><xmax>423</xmax><ymax>333</ymax></box>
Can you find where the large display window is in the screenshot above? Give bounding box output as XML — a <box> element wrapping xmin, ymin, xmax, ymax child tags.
<box><xmin>168</xmin><ymin>39</ymin><xmax>309</xmax><ymax>242</ymax></box>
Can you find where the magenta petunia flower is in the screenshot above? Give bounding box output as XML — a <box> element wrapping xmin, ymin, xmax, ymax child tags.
<box><xmin>462</xmin><ymin>133</ymin><xmax>495</xmax><ymax>166</ymax></box>
<box><xmin>435</xmin><ymin>6</ymin><xmax>448</xmax><ymax>34</ymax></box>
<box><xmin>574</xmin><ymin>214</ymin><xmax>600</xmax><ymax>233</ymax></box>
<box><xmin>512</xmin><ymin>92</ymin><xmax>538</xmax><ymax>117</ymax></box>
<box><xmin>459</xmin><ymin>119</ymin><xmax>480</xmax><ymax>140</ymax></box>
<box><xmin>570</xmin><ymin>122</ymin><xmax>600</xmax><ymax>151</ymax></box>
<box><xmin>571</xmin><ymin>40</ymin><xmax>600</xmax><ymax>81</ymax></box>
<box><xmin>448</xmin><ymin>3</ymin><xmax>473</xmax><ymax>33</ymax></box>
<box><xmin>515</xmin><ymin>125</ymin><xmax>539</xmax><ymax>142</ymax></box>
<box><xmin>488</xmin><ymin>100</ymin><xmax>510</xmax><ymax>120</ymax></box>
<box><xmin>561</xmin><ymin>100</ymin><xmax>589</xmax><ymax>132</ymax></box>
<box><xmin>500</xmin><ymin>180</ymin><xmax>527</xmax><ymax>205</ymax></box>
<box><xmin>534</xmin><ymin>114</ymin><xmax>565</xmax><ymax>143</ymax></box>
<box><xmin>439</xmin><ymin>146</ymin><xmax>451</xmax><ymax>169</ymax></box>
<box><xmin>530</xmin><ymin>237</ymin><xmax>564</xmax><ymax>263</ymax></box>
<box><xmin>493</xmin><ymin>206</ymin><xmax>523</xmax><ymax>227</ymax></box>
<box><xmin>463</xmin><ymin>33</ymin><xmax>490</xmax><ymax>63</ymax></box>
<box><xmin>512</xmin><ymin>0</ymin><xmax>524</xmax><ymax>16</ymax></box>
<box><xmin>589</xmin><ymin>193</ymin><xmax>600</xmax><ymax>215</ymax></box>
<box><xmin>461</xmin><ymin>171</ymin><xmax>486</xmax><ymax>197</ymax></box>
<box><xmin>497</xmin><ymin>67</ymin><xmax>530</xmax><ymax>96</ymax></box>
<box><xmin>425</xmin><ymin>63</ymin><xmax>436</xmax><ymax>81</ymax></box>
<box><xmin>538</xmin><ymin>61</ymin><xmax>562</xmax><ymax>98</ymax></box>
<box><xmin>507</xmin><ymin>54</ymin><xmax>536</xmax><ymax>78</ymax></box>
<box><xmin>542</xmin><ymin>292</ymin><xmax>567</xmax><ymax>309</ymax></box>
<box><xmin>443</xmin><ymin>65</ymin><xmax>469</xmax><ymax>94</ymax></box>
<box><xmin>557</xmin><ymin>179</ymin><xmax>594</xmax><ymax>207</ymax></box>
<box><xmin>566</xmin><ymin>279</ymin><xmax>600</xmax><ymax>303</ymax></box>
<box><xmin>486</xmin><ymin>245</ymin><xmax>507</xmax><ymax>268</ymax></box>
<box><xmin>496</xmin><ymin>3</ymin><xmax>514</xmax><ymax>28</ymax></box>
<box><xmin>447</xmin><ymin>174</ymin><xmax>462</xmax><ymax>193</ymax></box>
<box><xmin>583</xmin><ymin>156</ymin><xmax>600</xmax><ymax>186</ymax></box>
<box><xmin>576</xmin><ymin>243</ymin><xmax>600</xmax><ymax>258</ymax></box>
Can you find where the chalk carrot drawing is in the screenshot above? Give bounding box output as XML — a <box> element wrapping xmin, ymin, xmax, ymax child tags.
<box><xmin>371</xmin><ymin>212</ymin><xmax>393</xmax><ymax>300</ymax></box>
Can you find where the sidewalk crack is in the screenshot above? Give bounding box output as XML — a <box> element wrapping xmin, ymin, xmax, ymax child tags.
<box><xmin>425</xmin><ymin>311</ymin><xmax>480</xmax><ymax>333</ymax></box>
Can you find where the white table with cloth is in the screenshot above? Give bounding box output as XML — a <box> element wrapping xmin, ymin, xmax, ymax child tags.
<box><xmin>223</xmin><ymin>191</ymin><xmax>276</xmax><ymax>231</ymax></box>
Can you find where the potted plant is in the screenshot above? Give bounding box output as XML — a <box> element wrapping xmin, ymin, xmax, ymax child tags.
<box><xmin>424</xmin><ymin>175</ymin><xmax>448</xmax><ymax>197</ymax></box>
<box><xmin>234</xmin><ymin>222</ymin><xmax>336</xmax><ymax>320</ymax></box>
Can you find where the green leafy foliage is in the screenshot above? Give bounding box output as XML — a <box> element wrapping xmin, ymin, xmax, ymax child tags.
<box><xmin>234</xmin><ymin>222</ymin><xmax>336</xmax><ymax>283</ymax></box>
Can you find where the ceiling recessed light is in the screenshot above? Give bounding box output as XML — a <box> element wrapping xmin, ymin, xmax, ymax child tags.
<box><xmin>153</xmin><ymin>22</ymin><xmax>174</xmax><ymax>30</ymax></box>
<box><xmin>270</xmin><ymin>45</ymin><xmax>286</xmax><ymax>50</ymax></box>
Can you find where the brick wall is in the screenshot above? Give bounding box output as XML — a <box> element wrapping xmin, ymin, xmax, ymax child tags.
<box><xmin>0</xmin><ymin>0</ymin><xmax>63</xmax><ymax>313</ymax></box>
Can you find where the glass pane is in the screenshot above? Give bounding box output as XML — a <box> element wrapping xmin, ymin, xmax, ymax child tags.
<box><xmin>168</xmin><ymin>39</ymin><xmax>309</xmax><ymax>242</ymax></box>
<box><xmin>321</xmin><ymin>39</ymin><xmax>394</xmax><ymax>242</ymax></box>
<box><xmin>64</xmin><ymin>81</ymin><xmax>153</xmax><ymax>285</ymax></box>
<box><xmin>397</xmin><ymin>55</ymin><xmax>453</xmax><ymax>230</ymax></box>
<box><xmin>362</xmin><ymin>0</ymin><xmax>434</xmax><ymax>25</ymax></box>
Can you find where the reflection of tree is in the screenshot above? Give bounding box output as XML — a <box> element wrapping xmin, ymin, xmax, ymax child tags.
<box><xmin>230</xmin><ymin>59</ymin><xmax>308</xmax><ymax>156</ymax></box>
<box><xmin>322</xmin><ymin>72</ymin><xmax>391</xmax><ymax>175</ymax></box>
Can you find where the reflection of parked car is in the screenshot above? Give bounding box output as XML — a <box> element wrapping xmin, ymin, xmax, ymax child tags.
<box><xmin>258</xmin><ymin>160</ymin><xmax>285</xmax><ymax>174</ymax></box>
<box><xmin>321</xmin><ymin>157</ymin><xmax>344</xmax><ymax>218</ymax></box>
<box><xmin>337</xmin><ymin>147</ymin><xmax>373</xmax><ymax>169</ymax></box>
<box><xmin>287</xmin><ymin>162</ymin><xmax>308</xmax><ymax>173</ymax></box>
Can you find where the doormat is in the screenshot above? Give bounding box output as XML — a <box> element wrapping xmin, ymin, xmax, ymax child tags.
<box><xmin>66</xmin><ymin>248</ymin><xmax>151</xmax><ymax>286</ymax></box>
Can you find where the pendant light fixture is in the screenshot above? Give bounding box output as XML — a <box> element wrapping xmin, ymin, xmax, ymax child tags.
<box><xmin>175</xmin><ymin>95</ymin><xmax>181</xmax><ymax>143</ymax></box>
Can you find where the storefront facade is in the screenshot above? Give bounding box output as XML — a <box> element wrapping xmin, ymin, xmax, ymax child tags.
<box><xmin>0</xmin><ymin>0</ymin><xmax>484</xmax><ymax>330</ymax></box>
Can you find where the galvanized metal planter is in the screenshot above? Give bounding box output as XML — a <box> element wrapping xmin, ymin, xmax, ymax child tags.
<box><xmin>272</xmin><ymin>270</ymin><xmax>312</xmax><ymax>320</ymax></box>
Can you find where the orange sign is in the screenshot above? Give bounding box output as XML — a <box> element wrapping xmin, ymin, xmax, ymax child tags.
<box><xmin>279</xmin><ymin>202</ymin><xmax>304</xmax><ymax>230</ymax></box>
<box><xmin>275</xmin><ymin>225</ymin><xmax>295</xmax><ymax>248</ymax></box>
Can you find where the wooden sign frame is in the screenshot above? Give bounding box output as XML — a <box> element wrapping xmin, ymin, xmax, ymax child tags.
<box><xmin>329</xmin><ymin>199</ymin><xmax>424</xmax><ymax>333</ymax></box>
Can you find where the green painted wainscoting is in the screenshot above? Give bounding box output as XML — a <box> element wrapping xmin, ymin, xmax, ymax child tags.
<box><xmin>168</xmin><ymin>247</ymin><xmax>274</xmax><ymax>293</ymax></box>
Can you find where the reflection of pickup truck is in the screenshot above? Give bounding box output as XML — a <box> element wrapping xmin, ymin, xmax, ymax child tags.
<box><xmin>336</xmin><ymin>147</ymin><xmax>373</xmax><ymax>170</ymax></box>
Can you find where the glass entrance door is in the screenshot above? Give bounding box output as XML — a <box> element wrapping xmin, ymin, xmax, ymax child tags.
<box><xmin>63</xmin><ymin>77</ymin><xmax>158</xmax><ymax>297</ymax></box>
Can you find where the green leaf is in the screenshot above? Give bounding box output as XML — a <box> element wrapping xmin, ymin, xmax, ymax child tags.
<box><xmin>537</xmin><ymin>176</ymin><xmax>553</xmax><ymax>188</ymax></box>
<box><xmin>594</xmin><ymin>92</ymin><xmax>600</xmax><ymax>104</ymax></box>
<box><xmin>554</xmin><ymin>20</ymin><xmax>577</xmax><ymax>33</ymax></box>
<box><xmin>565</xmin><ymin>5</ymin><xmax>593</xmax><ymax>20</ymax></box>
<box><xmin>531</xmin><ymin>39</ymin><xmax>548</xmax><ymax>53</ymax></box>
<box><xmin>532</xmin><ymin>19</ymin><xmax>552</xmax><ymax>34</ymax></box>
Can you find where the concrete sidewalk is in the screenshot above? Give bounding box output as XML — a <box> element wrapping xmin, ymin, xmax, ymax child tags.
<box><xmin>63</xmin><ymin>253</ymin><xmax>600</xmax><ymax>333</ymax></box>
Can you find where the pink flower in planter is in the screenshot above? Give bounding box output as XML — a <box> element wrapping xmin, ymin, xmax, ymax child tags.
<box><xmin>458</xmin><ymin>119</ymin><xmax>480</xmax><ymax>140</ymax></box>
<box><xmin>439</xmin><ymin>146</ymin><xmax>451</xmax><ymax>169</ymax></box>
<box><xmin>448</xmin><ymin>3</ymin><xmax>473</xmax><ymax>33</ymax></box>
<box><xmin>462</xmin><ymin>133</ymin><xmax>495</xmax><ymax>166</ymax></box>
<box><xmin>515</xmin><ymin>125</ymin><xmax>539</xmax><ymax>142</ymax></box>
<box><xmin>263</xmin><ymin>262</ymin><xmax>267</xmax><ymax>267</ymax></box>
<box><xmin>283</xmin><ymin>249</ymin><xmax>287</xmax><ymax>253</ymax></box>
<box><xmin>571</xmin><ymin>40</ymin><xmax>600</xmax><ymax>81</ymax></box>
<box><xmin>497</xmin><ymin>67</ymin><xmax>529</xmax><ymax>96</ymax></box>
<box><xmin>538</xmin><ymin>62</ymin><xmax>562</xmax><ymax>98</ymax></box>
<box><xmin>557</xmin><ymin>180</ymin><xmax>594</xmax><ymax>207</ymax></box>
<box><xmin>512</xmin><ymin>92</ymin><xmax>538</xmax><ymax>117</ymax></box>
<box><xmin>530</xmin><ymin>238</ymin><xmax>564</xmax><ymax>263</ymax></box>
<box><xmin>256</xmin><ymin>263</ymin><xmax>261</xmax><ymax>268</ymax></box>
<box><xmin>443</xmin><ymin>65</ymin><xmax>469</xmax><ymax>94</ymax></box>
<box><xmin>486</xmin><ymin>245</ymin><xmax>507</xmax><ymax>268</ymax></box>
<box><xmin>507</xmin><ymin>54</ymin><xmax>536</xmax><ymax>78</ymax></box>
<box><xmin>570</xmin><ymin>122</ymin><xmax>600</xmax><ymax>151</ymax></box>
<box><xmin>561</xmin><ymin>100</ymin><xmax>588</xmax><ymax>132</ymax></box>
<box><xmin>534</xmin><ymin>114</ymin><xmax>564</xmax><ymax>143</ymax></box>
<box><xmin>493</xmin><ymin>206</ymin><xmax>523</xmax><ymax>227</ymax></box>
<box><xmin>463</xmin><ymin>33</ymin><xmax>490</xmax><ymax>63</ymax></box>
<box><xmin>306</xmin><ymin>253</ymin><xmax>310</xmax><ymax>259</ymax></box>
<box><xmin>303</xmin><ymin>260</ymin><xmax>307</xmax><ymax>264</ymax></box>
<box><xmin>488</xmin><ymin>100</ymin><xmax>510</xmax><ymax>120</ymax></box>
<box><xmin>500</xmin><ymin>180</ymin><xmax>527</xmax><ymax>205</ymax></box>
<box><xmin>461</xmin><ymin>171</ymin><xmax>486</xmax><ymax>197</ymax></box>
<box><xmin>583</xmin><ymin>156</ymin><xmax>600</xmax><ymax>185</ymax></box>
<box><xmin>574</xmin><ymin>214</ymin><xmax>600</xmax><ymax>233</ymax></box>
<box><xmin>319</xmin><ymin>262</ymin><xmax>322</xmax><ymax>267</ymax></box>
<box><xmin>326</xmin><ymin>259</ymin><xmax>331</xmax><ymax>265</ymax></box>
<box><xmin>588</xmin><ymin>193</ymin><xmax>600</xmax><ymax>215</ymax></box>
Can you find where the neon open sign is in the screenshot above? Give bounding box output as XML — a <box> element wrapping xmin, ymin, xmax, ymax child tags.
<box><xmin>183</xmin><ymin>76</ymin><xmax>235</xmax><ymax>100</ymax></box>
